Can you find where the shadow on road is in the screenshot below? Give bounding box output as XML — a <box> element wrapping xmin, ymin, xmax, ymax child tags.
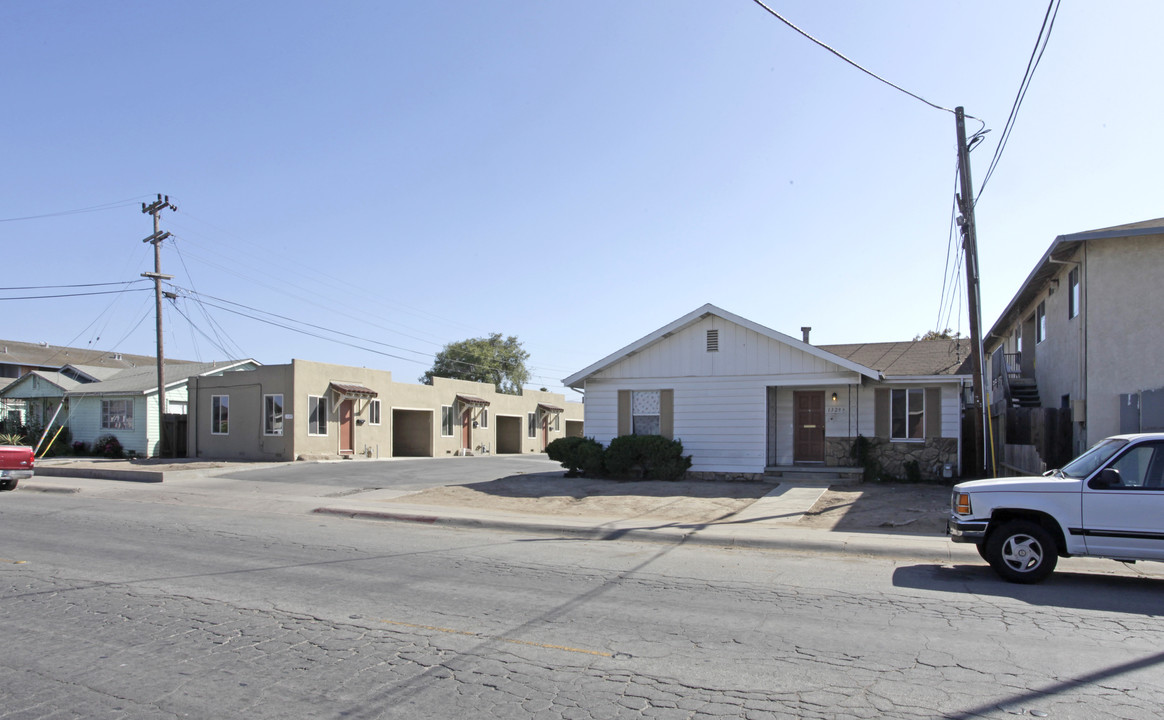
<box><xmin>892</xmin><ymin>562</ymin><xmax>1164</xmax><ymax>614</ymax></box>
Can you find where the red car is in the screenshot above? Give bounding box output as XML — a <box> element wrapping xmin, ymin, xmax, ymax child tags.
<box><xmin>0</xmin><ymin>444</ymin><xmax>35</xmax><ymax>491</ymax></box>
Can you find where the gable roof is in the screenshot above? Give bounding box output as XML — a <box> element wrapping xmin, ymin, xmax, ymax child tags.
<box><xmin>985</xmin><ymin>217</ymin><xmax>1164</xmax><ymax>347</ymax></box>
<box><xmin>0</xmin><ymin>369</ymin><xmax>89</xmax><ymax>397</ymax></box>
<box><xmin>821</xmin><ymin>339</ymin><xmax>971</xmax><ymax>377</ymax></box>
<box><xmin>0</xmin><ymin>339</ymin><xmax>191</xmax><ymax>372</ymax></box>
<box><xmin>66</xmin><ymin>360</ymin><xmax>259</xmax><ymax>396</ymax></box>
<box><xmin>563</xmin><ymin>304</ymin><xmax>881</xmax><ymax>388</ymax></box>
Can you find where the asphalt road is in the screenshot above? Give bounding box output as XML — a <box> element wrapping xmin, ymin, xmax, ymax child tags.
<box><xmin>3</xmin><ymin>482</ymin><xmax>1164</xmax><ymax>719</ymax></box>
<box><xmin>219</xmin><ymin>454</ymin><xmax>565</xmax><ymax>490</ymax></box>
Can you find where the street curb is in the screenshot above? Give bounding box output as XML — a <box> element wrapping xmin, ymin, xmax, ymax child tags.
<box><xmin>311</xmin><ymin>506</ymin><xmax>976</xmax><ymax>563</ymax></box>
<box><xmin>33</xmin><ymin>467</ymin><xmax>164</xmax><ymax>483</ymax></box>
<box><xmin>15</xmin><ymin>483</ymin><xmax>82</xmax><ymax>494</ymax></box>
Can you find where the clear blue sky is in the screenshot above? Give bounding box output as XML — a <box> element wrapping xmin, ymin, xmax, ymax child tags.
<box><xmin>4</xmin><ymin>1</ymin><xmax>1162</xmax><ymax>393</ymax></box>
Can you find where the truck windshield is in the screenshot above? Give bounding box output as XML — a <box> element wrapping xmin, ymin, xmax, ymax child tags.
<box><xmin>1060</xmin><ymin>438</ymin><xmax>1128</xmax><ymax>478</ymax></box>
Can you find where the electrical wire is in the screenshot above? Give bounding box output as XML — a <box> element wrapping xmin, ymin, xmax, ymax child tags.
<box><xmin>977</xmin><ymin>0</ymin><xmax>1061</xmax><ymax>201</ymax></box>
<box><xmin>0</xmin><ymin>288</ymin><xmax>152</xmax><ymax>301</ymax></box>
<box><xmin>0</xmin><ymin>196</ymin><xmax>151</xmax><ymax>223</ymax></box>
<box><xmin>0</xmin><ymin>280</ymin><xmax>147</xmax><ymax>291</ymax></box>
<box><xmin>750</xmin><ymin>0</ymin><xmax>957</xmax><ymax>115</ymax></box>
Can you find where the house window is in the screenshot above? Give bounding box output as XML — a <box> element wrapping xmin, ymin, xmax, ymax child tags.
<box><xmin>369</xmin><ymin>399</ymin><xmax>381</xmax><ymax>426</ymax></box>
<box><xmin>308</xmin><ymin>395</ymin><xmax>328</xmax><ymax>436</ymax></box>
<box><xmin>706</xmin><ymin>329</ymin><xmax>719</xmax><ymax>352</ymax></box>
<box><xmin>101</xmin><ymin>399</ymin><xmax>134</xmax><ymax>430</ymax></box>
<box><xmin>479</xmin><ymin>408</ymin><xmax>488</xmax><ymax>428</ymax></box>
<box><xmin>1068</xmin><ymin>267</ymin><xmax>1080</xmax><ymax>319</ymax></box>
<box><xmin>211</xmin><ymin>395</ymin><xmax>229</xmax><ymax>435</ymax></box>
<box><xmin>890</xmin><ymin>388</ymin><xmax>924</xmax><ymax>441</ymax></box>
<box><xmin>632</xmin><ymin>390</ymin><xmax>661</xmax><ymax>435</ymax></box>
<box><xmin>1035</xmin><ymin>301</ymin><xmax>1046</xmax><ymax>344</ymax></box>
<box><xmin>441</xmin><ymin>406</ymin><xmax>454</xmax><ymax>437</ymax></box>
<box><xmin>553</xmin><ymin>414</ymin><xmax>560</xmax><ymax>432</ymax></box>
<box><xmin>527</xmin><ymin>412</ymin><xmax>537</xmax><ymax>438</ymax></box>
<box><xmin>264</xmin><ymin>394</ymin><xmax>284</xmax><ymax>436</ymax></box>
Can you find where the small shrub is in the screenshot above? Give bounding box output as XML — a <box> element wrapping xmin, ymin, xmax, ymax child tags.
<box><xmin>93</xmin><ymin>434</ymin><xmax>124</xmax><ymax>458</ymax></box>
<box><xmin>903</xmin><ymin>460</ymin><xmax>922</xmax><ymax>483</ymax></box>
<box><xmin>546</xmin><ymin>436</ymin><xmax>605</xmax><ymax>477</ymax></box>
<box><xmin>0</xmin><ymin>432</ymin><xmax>25</xmax><ymax>446</ymax></box>
<box><xmin>73</xmin><ymin>440</ymin><xmax>90</xmax><ymax>456</ymax></box>
<box><xmin>604</xmin><ymin>435</ymin><xmax>692</xmax><ymax>481</ymax></box>
<box><xmin>38</xmin><ymin>425</ymin><xmax>72</xmax><ymax>457</ymax></box>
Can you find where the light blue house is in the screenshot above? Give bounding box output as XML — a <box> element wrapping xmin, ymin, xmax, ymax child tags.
<box><xmin>1</xmin><ymin>360</ymin><xmax>258</xmax><ymax>457</ymax></box>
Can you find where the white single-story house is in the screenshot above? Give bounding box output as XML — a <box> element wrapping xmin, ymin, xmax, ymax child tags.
<box><xmin>563</xmin><ymin>304</ymin><xmax>971</xmax><ymax>481</ymax></box>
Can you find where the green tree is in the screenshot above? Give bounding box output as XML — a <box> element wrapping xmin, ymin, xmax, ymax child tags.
<box><xmin>914</xmin><ymin>328</ymin><xmax>961</xmax><ymax>341</ymax></box>
<box><xmin>421</xmin><ymin>333</ymin><xmax>530</xmax><ymax>395</ymax></box>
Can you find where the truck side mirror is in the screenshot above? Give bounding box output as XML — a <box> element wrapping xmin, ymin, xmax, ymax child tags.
<box><xmin>1090</xmin><ymin>467</ymin><xmax>1122</xmax><ymax>489</ymax></box>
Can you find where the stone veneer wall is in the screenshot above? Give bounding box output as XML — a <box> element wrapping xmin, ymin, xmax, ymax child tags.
<box><xmin>869</xmin><ymin>437</ymin><xmax>957</xmax><ymax>480</ymax></box>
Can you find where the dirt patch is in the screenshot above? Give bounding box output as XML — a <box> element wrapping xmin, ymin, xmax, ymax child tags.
<box><xmin>398</xmin><ymin>475</ymin><xmax>778</xmax><ymax>523</ymax></box>
<box><xmin>798</xmin><ymin>483</ymin><xmax>953</xmax><ymax>535</ymax></box>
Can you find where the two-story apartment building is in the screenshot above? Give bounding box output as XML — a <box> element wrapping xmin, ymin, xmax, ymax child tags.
<box><xmin>985</xmin><ymin>218</ymin><xmax>1164</xmax><ymax>467</ymax></box>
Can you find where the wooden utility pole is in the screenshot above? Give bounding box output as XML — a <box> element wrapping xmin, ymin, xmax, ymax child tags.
<box><xmin>141</xmin><ymin>194</ymin><xmax>177</xmax><ymax>457</ymax></box>
<box><xmin>954</xmin><ymin>108</ymin><xmax>993</xmax><ymax>477</ymax></box>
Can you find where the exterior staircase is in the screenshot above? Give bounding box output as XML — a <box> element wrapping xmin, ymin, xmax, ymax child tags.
<box><xmin>1008</xmin><ymin>378</ymin><xmax>1042</xmax><ymax>408</ymax></box>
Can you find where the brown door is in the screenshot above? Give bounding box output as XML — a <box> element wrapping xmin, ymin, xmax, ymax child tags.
<box><xmin>339</xmin><ymin>399</ymin><xmax>354</xmax><ymax>454</ymax></box>
<box><xmin>541</xmin><ymin>415</ymin><xmax>549</xmax><ymax>451</ymax></box>
<box><xmin>793</xmin><ymin>391</ymin><xmax>825</xmax><ymax>463</ymax></box>
<box><xmin>462</xmin><ymin>410</ymin><xmax>472</xmax><ymax>451</ymax></box>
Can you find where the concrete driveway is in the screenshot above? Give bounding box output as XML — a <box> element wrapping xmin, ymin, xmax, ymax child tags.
<box><xmin>217</xmin><ymin>454</ymin><xmax>565</xmax><ymax>492</ymax></box>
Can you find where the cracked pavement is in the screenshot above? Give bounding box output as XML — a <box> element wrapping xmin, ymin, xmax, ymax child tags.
<box><xmin>3</xmin><ymin>477</ymin><xmax>1164</xmax><ymax>718</ymax></box>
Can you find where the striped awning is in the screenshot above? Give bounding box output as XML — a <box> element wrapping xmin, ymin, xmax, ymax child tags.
<box><xmin>456</xmin><ymin>394</ymin><xmax>490</xmax><ymax>406</ymax></box>
<box><xmin>330</xmin><ymin>382</ymin><xmax>378</xmax><ymax>398</ymax></box>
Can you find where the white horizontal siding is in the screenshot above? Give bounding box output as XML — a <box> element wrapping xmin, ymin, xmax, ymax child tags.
<box><xmin>593</xmin><ymin>316</ymin><xmax>846</xmax><ymax>380</ymax></box>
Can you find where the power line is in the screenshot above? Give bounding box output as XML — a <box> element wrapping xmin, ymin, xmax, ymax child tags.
<box><xmin>0</xmin><ymin>195</ymin><xmax>151</xmax><ymax>223</ymax></box>
<box><xmin>750</xmin><ymin>0</ymin><xmax>956</xmax><ymax>115</ymax></box>
<box><xmin>977</xmin><ymin>0</ymin><xmax>1061</xmax><ymax>200</ymax></box>
<box><xmin>0</xmin><ymin>288</ymin><xmax>152</xmax><ymax>301</ymax></box>
<box><xmin>0</xmin><ymin>280</ymin><xmax>147</xmax><ymax>291</ymax></box>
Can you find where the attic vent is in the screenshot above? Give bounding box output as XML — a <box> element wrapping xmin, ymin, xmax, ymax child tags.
<box><xmin>706</xmin><ymin>329</ymin><xmax>719</xmax><ymax>352</ymax></box>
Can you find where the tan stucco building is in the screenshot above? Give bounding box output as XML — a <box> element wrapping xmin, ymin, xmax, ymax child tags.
<box><xmin>187</xmin><ymin>359</ymin><xmax>583</xmax><ymax>461</ymax></box>
<box><xmin>985</xmin><ymin>218</ymin><xmax>1164</xmax><ymax>464</ymax></box>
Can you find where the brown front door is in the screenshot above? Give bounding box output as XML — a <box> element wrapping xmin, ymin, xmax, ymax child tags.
<box><xmin>793</xmin><ymin>391</ymin><xmax>825</xmax><ymax>463</ymax></box>
<box><xmin>462</xmin><ymin>410</ymin><xmax>472</xmax><ymax>451</ymax></box>
<box><xmin>541</xmin><ymin>415</ymin><xmax>549</xmax><ymax>451</ymax></box>
<box><xmin>339</xmin><ymin>399</ymin><xmax>354</xmax><ymax>454</ymax></box>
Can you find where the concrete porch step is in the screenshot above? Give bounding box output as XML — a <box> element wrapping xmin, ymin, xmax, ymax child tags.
<box><xmin>763</xmin><ymin>465</ymin><xmax>864</xmax><ymax>485</ymax></box>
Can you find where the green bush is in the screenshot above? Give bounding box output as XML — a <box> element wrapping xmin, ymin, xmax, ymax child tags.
<box><xmin>546</xmin><ymin>436</ymin><xmax>605</xmax><ymax>477</ymax></box>
<box><xmin>604</xmin><ymin>434</ymin><xmax>692</xmax><ymax>481</ymax></box>
<box><xmin>93</xmin><ymin>434</ymin><xmax>124</xmax><ymax>458</ymax></box>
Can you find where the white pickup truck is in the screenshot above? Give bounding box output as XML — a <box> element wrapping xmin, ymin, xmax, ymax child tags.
<box><xmin>948</xmin><ymin>433</ymin><xmax>1164</xmax><ymax>583</ymax></box>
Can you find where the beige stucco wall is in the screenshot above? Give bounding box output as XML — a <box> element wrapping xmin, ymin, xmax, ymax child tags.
<box><xmin>188</xmin><ymin>358</ymin><xmax>583</xmax><ymax>461</ymax></box>
<box><xmin>1085</xmin><ymin>234</ymin><xmax>1164</xmax><ymax>442</ymax></box>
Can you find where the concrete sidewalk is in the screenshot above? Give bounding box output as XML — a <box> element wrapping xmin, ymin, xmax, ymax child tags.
<box><xmin>18</xmin><ymin>458</ymin><xmax>971</xmax><ymax>564</ymax></box>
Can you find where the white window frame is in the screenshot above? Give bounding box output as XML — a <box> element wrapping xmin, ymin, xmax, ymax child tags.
<box><xmin>211</xmin><ymin>395</ymin><xmax>229</xmax><ymax>436</ymax></box>
<box><xmin>1035</xmin><ymin>301</ymin><xmax>1046</xmax><ymax>344</ymax></box>
<box><xmin>631</xmin><ymin>390</ymin><xmax>662</xmax><ymax>436</ymax></box>
<box><xmin>308</xmin><ymin>395</ymin><xmax>328</xmax><ymax>436</ymax></box>
<box><xmin>527</xmin><ymin>412</ymin><xmax>537</xmax><ymax>439</ymax></box>
<box><xmin>263</xmin><ymin>394</ymin><xmax>284</xmax><ymax>436</ymax></box>
<box><xmin>369</xmin><ymin>399</ymin><xmax>381</xmax><ymax>426</ymax></box>
<box><xmin>890</xmin><ymin>388</ymin><xmax>924</xmax><ymax>441</ymax></box>
<box><xmin>479</xmin><ymin>408</ymin><xmax>488</xmax><ymax>429</ymax></box>
<box><xmin>101</xmin><ymin>399</ymin><xmax>134</xmax><ymax>430</ymax></box>
<box><xmin>441</xmin><ymin>406</ymin><xmax>454</xmax><ymax>437</ymax></box>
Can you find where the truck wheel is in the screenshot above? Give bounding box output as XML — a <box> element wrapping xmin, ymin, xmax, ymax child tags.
<box><xmin>975</xmin><ymin>543</ymin><xmax>989</xmax><ymax>562</ymax></box>
<box><xmin>985</xmin><ymin>520</ymin><xmax>1058</xmax><ymax>583</ymax></box>
<box><xmin>0</xmin><ymin>479</ymin><xmax>14</xmax><ymax>491</ymax></box>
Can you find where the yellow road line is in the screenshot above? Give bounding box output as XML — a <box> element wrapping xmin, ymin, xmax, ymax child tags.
<box><xmin>376</xmin><ymin>618</ymin><xmax>612</xmax><ymax>657</ymax></box>
<box><xmin>0</xmin><ymin>558</ymin><xmax>27</xmax><ymax>564</ymax></box>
